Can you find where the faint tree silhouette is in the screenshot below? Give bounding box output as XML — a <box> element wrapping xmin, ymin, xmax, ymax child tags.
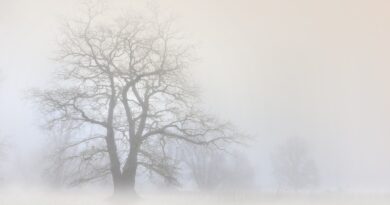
<box><xmin>271</xmin><ymin>137</ymin><xmax>319</xmax><ymax>192</ymax></box>
<box><xmin>182</xmin><ymin>147</ymin><xmax>254</xmax><ymax>191</ymax></box>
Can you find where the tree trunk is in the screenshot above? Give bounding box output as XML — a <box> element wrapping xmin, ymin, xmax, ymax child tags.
<box><xmin>105</xmin><ymin>75</ymin><xmax>125</xmax><ymax>195</ymax></box>
<box><xmin>106</xmin><ymin>115</ymin><xmax>123</xmax><ymax>194</ymax></box>
<box><xmin>117</xmin><ymin>141</ymin><xmax>140</xmax><ymax>196</ymax></box>
<box><xmin>105</xmin><ymin>126</ymin><xmax>122</xmax><ymax>194</ymax></box>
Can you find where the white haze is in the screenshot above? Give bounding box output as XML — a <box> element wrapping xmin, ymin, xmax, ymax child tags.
<box><xmin>1</xmin><ymin>0</ymin><xmax>390</xmax><ymax>203</ymax></box>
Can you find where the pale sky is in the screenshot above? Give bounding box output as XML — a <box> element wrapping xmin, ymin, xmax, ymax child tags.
<box><xmin>1</xmin><ymin>0</ymin><xmax>390</xmax><ymax>191</ymax></box>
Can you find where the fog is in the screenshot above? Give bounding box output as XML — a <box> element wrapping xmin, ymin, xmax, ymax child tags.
<box><xmin>1</xmin><ymin>0</ymin><xmax>390</xmax><ymax>204</ymax></box>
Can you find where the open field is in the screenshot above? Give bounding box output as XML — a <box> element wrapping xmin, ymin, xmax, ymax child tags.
<box><xmin>1</xmin><ymin>189</ymin><xmax>390</xmax><ymax>205</ymax></box>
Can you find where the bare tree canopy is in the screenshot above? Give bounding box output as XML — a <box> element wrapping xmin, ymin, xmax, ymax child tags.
<box><xmin>33</xmin><ymin>3</ymin><xmax>239</xmax><ymax>196</ymax></box>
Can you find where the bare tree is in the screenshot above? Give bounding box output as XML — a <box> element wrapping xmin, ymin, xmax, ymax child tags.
<box><xmin>271</xmin><ymin>137</ymin><xmax>319</xmax><ymax>192</ymax></box>
<box><xmin>183</xmin><ymin>147</ymin><xmax>254</xmax><ymax>191</ymax></box>
<box><xmin>33</xmin><ymin>4</ymin><xmax>238</xmax><ymax>196</ymax></box>
<box><xmin>218</xmin><ymin>151</ymin><xmax>255</xmax><ymax>192</ymax></box>
<box><xmin>41</xmin><ymin>121</ymin><xmax>110</xmax><ymax>188</ymax></box>
<box><xmin>0</xmin><ymin>69</ymin><xmax>3</xmax><ymax>82</ymax></box>
<box><xmin>0</xmin><ymin>70</ymin><xmax>5</xmax><ymax>183</ymax></box>
<box><xmin>182</xmin><ymin>147</ymin><xmax>228</xmax><ymax>190</ymax></box>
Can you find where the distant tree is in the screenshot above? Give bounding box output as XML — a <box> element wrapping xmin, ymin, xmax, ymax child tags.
<box><xmin>182</xmin><ymin>147</ymin><xmax>227</xmax><ymax>190</ymax></box>
<box><xmin>183</xmin><ymin>147</ymin><xmax>254</xmax><ymax>191</ymax></box>
<box><xmin>41</xmin><ymin>122</ymin><xmax>110</xmax><ymax>188</ymax></box>
<box><xmin>271</xmin><ymin>137</ymin><xmax>319</xmax><ymax>192</ymax></box>
<box><xmin>0</xmin><ymin>70</ymin><xmax>5</xmax><ymax>183</ymax></box>
<box><xmin>219</xmin><ymin>151</ymin><xmax>255</xmax><ymax>191</ymax></box>
<box><xmin>33</xmin><ymin>3</ymin><xmax>239</xmax><ymax>196</ymax></box>
<box><xmin>0</xmin><ymin>69</ymin><xmax>4</xmax><ymax>151</ymax></box>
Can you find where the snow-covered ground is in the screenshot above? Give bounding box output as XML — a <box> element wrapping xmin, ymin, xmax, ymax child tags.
<box><xmin>1</xmin><ymin>188</ymin><xmax>389</xmax><ymax>205</ymax></box>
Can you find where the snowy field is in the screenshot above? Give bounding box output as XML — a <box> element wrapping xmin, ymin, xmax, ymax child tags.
<box><xmin>0</xmin><ymin>188</ymin><xmax>389</xmax><ymax>205</ymax></box>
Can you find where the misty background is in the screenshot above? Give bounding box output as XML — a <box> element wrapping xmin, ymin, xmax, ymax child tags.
<box><xmin>1</xmin><ymin>0</ymin><xmax>390</xmax><ymax>193</ymax></box>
